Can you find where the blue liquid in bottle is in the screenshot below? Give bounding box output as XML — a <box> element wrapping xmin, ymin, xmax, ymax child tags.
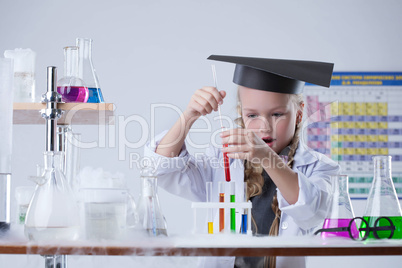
<box><xmin>241</xmin><ymin>214</ymin><xmax>247</xmax><ymax>234</ymax></box>
<box><xmin>87</xmin><ymin>87</ymin><xmax>104</xmax><ymax>103</ymax></box>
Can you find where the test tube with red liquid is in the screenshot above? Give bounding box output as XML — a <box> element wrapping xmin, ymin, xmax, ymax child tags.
<box><xmin>219</xmin><ymin>181</ymin><xmax>225</xmax><ymax>232</ymax></box>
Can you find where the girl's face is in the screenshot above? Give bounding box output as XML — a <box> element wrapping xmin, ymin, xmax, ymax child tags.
<box><xmin>239</xmin><ymin>86</ymin><xmax>300</xmax><ymax>154</ymax></box>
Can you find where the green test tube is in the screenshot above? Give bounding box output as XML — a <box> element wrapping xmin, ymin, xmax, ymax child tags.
<box><xmin>230</xmin><ymin>181</ymin><xmax>236</xmax><ymax>233</ymax></box>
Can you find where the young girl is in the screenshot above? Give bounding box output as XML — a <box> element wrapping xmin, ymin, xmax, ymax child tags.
<box><xmin>144</xmin><ymin>55</ymin><xmax>340</xmax><ymax>268</ymax></box>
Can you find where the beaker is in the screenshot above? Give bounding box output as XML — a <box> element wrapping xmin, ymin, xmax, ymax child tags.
<box><xmin>321</xmin><ymin>175</ymin><xmax>358</xmax><ymax>239</ymax></box>
<box><xmin>80</xmin><ymin>188</ymin><xmax>128</xmax><ymax>240</ymax></box>
<box><xmin>4</xmin><ymin>48</ymin><xmax>36</xmax><ymax>102</ymax></box>
<box><xmin>76</xmin><ymin>38</ymin><xmax>104</xmax><ymax>103</ymax></box>
<box><xmin>136</xmin><ymin>164</ymin><xmax>167</xmax><ymax>236</ymax></box>
<box><xmin>362</xmin><ymin>156</ymin><xmax>402</xmax><ymax>239</ymax></box>
<box><xmin>57</xmin><ymin>46</ymin><xmax>89</xmax><ymax>103</ymax></box>
<box><xmin>25</xmin><ymin>151</ymin><xmax>80</xmax><ymax>241</ymax></box>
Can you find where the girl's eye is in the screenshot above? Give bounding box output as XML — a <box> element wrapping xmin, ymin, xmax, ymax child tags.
<box><xmin>247</xmin><ymin>114</ymin><xmax>258</xmax><ymax>118</ymax></box>
<box><xmin>272</xmin><ymin>113</ymin><xmax>284</xmax><ymax>117</ymax></box>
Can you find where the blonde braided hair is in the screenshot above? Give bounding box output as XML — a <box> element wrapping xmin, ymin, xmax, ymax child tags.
<box><xmin>235</xmin><ymin>90</ymin><xmax>304</xmax><ymax>268</ymax></box>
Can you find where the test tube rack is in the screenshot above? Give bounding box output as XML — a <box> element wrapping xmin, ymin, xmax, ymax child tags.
<box><xmin>191</xmin><ymin>201</ymin><xmax>252</xmax><ymax>235</ymax></box>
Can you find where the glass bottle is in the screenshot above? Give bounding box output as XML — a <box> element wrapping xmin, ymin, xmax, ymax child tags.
<box><xmin>76</xmin><ymin>38</ymin><xmax>104</xmax><ymax>103</ymax></box>
<box><xmin>362</xmin><ymin>156</ymin><xmax>402</xmax><ymax>239</ymax></box>
<box><xmin>25</xmin><ymin>151</ymin><xmax>80</xmax><ymax>241</ymax></box>
<box><xmin>321</xmin><ymin>175</ymin><xmax>358</xmax><ymax>239</ymax></box>
<box><xmin>136</xmin><ymin>163</ymin><xmax>167</xmax><ymax>236</ymax></box>
<box><xmin>57</xmin><ymin>46</ymin><xmax>89</xmax><ymax>103</ymax></box>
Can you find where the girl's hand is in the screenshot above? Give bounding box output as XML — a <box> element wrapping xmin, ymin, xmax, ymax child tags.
<box><xmin>183</xmin><ymin>87</ymin><xmax>226</xmax><ymax>120</ymax></box>
<box><xmin>220</xmin><ymin>129</ymin><xmax>274</xmax><ymax>165</ymax></box>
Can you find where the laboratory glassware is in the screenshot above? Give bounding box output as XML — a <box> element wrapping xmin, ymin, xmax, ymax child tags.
<box><xmin>219</xmin><ymin>181</ymin><xmax>225</xmax><ymax>232</ymax></box>
<box><xmin>4</xmin><ymin>48</ymin><xmax>36</xmax><ymax>102</ymax></box>
<box><xmin>230</xmin><ymin>181</ymin><xmax>236</xmax><ymax>233</ymax></box>
<box><xmin>362</xmin><ymin>156</ymin><xmax>402</xmax><ymax>239</ymax></box>
<box><xmin>136</xmin><ymin>163</ymin><xmax>168</xmax><ymax>236</ymax></box>
<box><xmin>0</xmin><ymin>58</ymin><xmax>13</xmax><ymax>232</ymax></box>
<box><xmin>212</xmin><ymin>65</ymin><xmax>231</xmax><ymax>182</ymax></box>
<box><xmin>25</xmin><ymin>151</ymin><xmax>80</xmax><ymax>241</ymax></box>
<box><xmin>57</xmin><ymin>46</ymin><xmax>88</xmax><ymax>103</ymax></box>
<box><xmin>320</xmin><ymin>175</ymin><xmax>359</xmax><ymax>239</ymax></box>
<box><xmin>76</xmin><ymin>38</ymin><xmax>104</xmax><ymax>103</ymax></box>
<box><xmin>206</xmin><ymin>182</ymin><xmax>213</xmax><ymax>234</ymax></box>
<box><xmin>81</xmin><ymin>188</ymin><xmax>128</xmax><ymax>240</ymax></box>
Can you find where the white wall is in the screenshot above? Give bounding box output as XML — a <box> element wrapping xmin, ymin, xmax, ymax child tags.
<box><xmin>1</xmin><ymin>0</ymin><xmax>402</xmax><ymax>267</ymax></box>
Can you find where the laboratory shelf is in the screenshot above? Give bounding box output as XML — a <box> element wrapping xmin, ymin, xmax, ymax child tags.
<box><xmin>13</xmin><ymin>102</ymin><xmax>115</xmax><ymax>125</ymax></box>
<box><xmin>1</xmin><ymin>235</ymin><xmax>402</xmax><ymax>257</ymax></box>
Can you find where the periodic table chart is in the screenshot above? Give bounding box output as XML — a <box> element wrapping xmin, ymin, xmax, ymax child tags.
<box><xmin>304</xmin><ymin>72</ymin><xmax>402</xmax><ymax>199</ymax></box>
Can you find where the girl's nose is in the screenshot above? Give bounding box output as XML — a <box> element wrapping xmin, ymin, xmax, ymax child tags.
<box><xmin>258</xmin><ymin>117</ymin><xmax>271</xmax><ymax>133</ymax></box>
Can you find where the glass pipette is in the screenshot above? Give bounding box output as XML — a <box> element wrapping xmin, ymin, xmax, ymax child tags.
<box><xmin>211</xmin><ymin>64</ymin><xmax>231</xmax><ymax>182</ymax></box>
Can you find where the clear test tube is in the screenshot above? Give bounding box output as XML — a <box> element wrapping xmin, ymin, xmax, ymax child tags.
<box><xmin>229</xmin><ymin>181</ymin><xmax>236</xmax><ymax>233</ymax></box>
<box><xmin>219</xmin><ymin>181</ymin><xmax>225</xmax><ymax>232</ymax></box>
<box><xmin>241</xmin><ymin>182</ymin><xmax>248</xmax><ymax>234</ymax></box>
<box><xmin>206</xmin><ymin>181</ymin><xmax>213</xmax><ymax>234</ymax></box>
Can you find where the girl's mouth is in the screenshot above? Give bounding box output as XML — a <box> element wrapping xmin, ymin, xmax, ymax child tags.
<box><xmin>262</xmin><ymin>137</ymin><xmax>276</xmax><ymax>146</ymax></box>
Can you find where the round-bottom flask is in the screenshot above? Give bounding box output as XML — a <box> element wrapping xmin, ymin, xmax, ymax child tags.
<box><xmin>57</xmin><ymin>46</ymin><xmax>88</xmax><ymax>103</ymax></box>
<box><xmin>25</xmin><ymin>152</ymin><xmax>80</xmax><ymax>241</ymax></box>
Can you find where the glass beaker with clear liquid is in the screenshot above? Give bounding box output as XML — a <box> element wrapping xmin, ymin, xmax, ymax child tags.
<box><xmin>25</xmin><ymin>151</ymin><xmax>80</xmax><ymax>241</ymax></box>
<box><xmin>76</xmin><ymin>38</ymin><xmax>104</xmax><ymax>103</ymax></box>
<box><xmin>57</xmin><ymin>46</ymin><xmax>88</xmax><ymax>103</ymax></box>
<box><xmin>4</xmin><ymin>48</ymin><xmax>36</xmax><ymax>102</ymax></box>
<box><xmin>136</xmin><ymin>164</ymin><xmax>167</xmax><ymax>236</ymax></box>
<box><xmin>362</xmin><ymin>156</ymin><xmax>402</xmax><ymax>239</ymax></box>
<box><xmin>321</xmin><ymin>175</ymin><xmax>359</xmax><ymax>239</ymax></box>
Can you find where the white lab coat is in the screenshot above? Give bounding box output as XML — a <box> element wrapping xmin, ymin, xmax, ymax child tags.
<box><xmin>144</xmin><ymin>131</ymin><xmax>340</xmax><ymax>268</ymax></box>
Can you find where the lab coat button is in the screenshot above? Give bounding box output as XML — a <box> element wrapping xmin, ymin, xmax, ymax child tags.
<box><xmin>281</xmin><ymin>222</ymin><xmax>288</xmax><ymax>230</ymax></box>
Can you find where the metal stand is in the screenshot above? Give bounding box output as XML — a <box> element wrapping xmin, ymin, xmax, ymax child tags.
<box><xmin>44</xmin><ymin>255</ymin><xmax>67</xmax><ymax>268</ymax></box>
<box><xmin>41</xmin><ymin>67</ymin><xmax>66</xmax><ymax>268</ymax></box>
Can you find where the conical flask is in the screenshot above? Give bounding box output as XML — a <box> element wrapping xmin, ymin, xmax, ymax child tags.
<box><xmin>25</xmin><ymin>151</ymin><xmax>80</xmax><ymax>241</ymax></box>
<box><xmin>136</xmin><ymin>163</ymin><xmax>167</xmax><ymax>236</ymax></box>
<box><xmin>57</xmin><ymin>46</ymin><xmax>89</xmax><ymax>103</ymax></box>
<box><xmin>321</xmin><ymin>175</ymin><xmax>359</xmax><ymax>239</ymax></box>
<box><xmin>362</xmin><ymin>155</ymin><xmax>402</xmax><ymax>239</ymax></box>
<box><xmin>76</xmin><ymin>38</ymin><xmax>104</xmax><ymax>103</ymax></box>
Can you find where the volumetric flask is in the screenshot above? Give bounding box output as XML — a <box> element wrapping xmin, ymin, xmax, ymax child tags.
<box><xmin>136</xmin><ymin>163</ymin><xmax>167</xmax><ymax>236</ymax></box>
<box><xmin>76</xmin><ymin>38</ymin><xmax>104</xmax><ymax>103</ymax></box>
<box><xmin>25</xmin><ymin>151</ymin><xmax>80</xmax><ymax>241</ymax></box>
<box><xmin>57</xmin><ymin>46</ymin><xmax>88</xmax><ymax>103</ymax></box>
<box><xmin>362</xmin><ymin>156</ymin><xmax>402</xmax><ymax>239</ymax></box>
<box><xmin>319</xmin><ymin>175</ymin><xmax>358</xmax><ymax>239</ymax></box>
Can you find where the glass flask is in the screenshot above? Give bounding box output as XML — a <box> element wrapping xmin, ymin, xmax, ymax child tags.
<box><xmin>321</xmin><ymin>175</ymin><xmax>358</xmax><ymax>239</ymax></box>
<box><xmin>76</xmin><ymin>38</ymin><xmax>104</xmax><ymax>103</ymax></box>
<box><xmin>25</xmin><ymin>151</ymin><xmax>80</xmax><ymax>241</ymax></box>
<box><xmin>136</xmin><ymin>163</ymin><xmax>167</xmax><ymax>236</ymax></box>
<box><xmin>57</xmin><ymin>46</ymin><xmax>89</xmax><ymax>103</ymax></box>
<box><xmin>362</xmin><ymin>155</ymin><xmax>402</xmax><ymax>239</ymax></box>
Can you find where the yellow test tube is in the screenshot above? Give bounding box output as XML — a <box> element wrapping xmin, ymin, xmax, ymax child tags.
<box><xmin>206</xmin><ymin>181</ymin><xmax>213</xmax><ymax>234</ymax></box>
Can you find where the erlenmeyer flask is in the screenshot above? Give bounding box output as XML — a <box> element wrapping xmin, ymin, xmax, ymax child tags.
<box><xmin>76</xmin><ymin>38</ymin><xmax>104</xmax><ymax>103</ymax></box>
<box><xmin>362</xmin><ymin>156</ymin><xmax>402</xmax><ymax>239</ymax></box>
<box><xmin>57</xmin><ymin>46</ymin><xmax>89</xmax><ymax>103</ymax></box>
<box><xmin>136</xmin><ymin>164</ymin><xmax>167</xmax><ymax>236</ymax></box>
<box><xmin>321</xmin><ymin>175</ymin><xmax>358</xmax><ymax>238</ymax></box>
<box><xmin>25</xmin><ymin>151</ymin><xmax>80</xmax><ymax>241</ymax></box>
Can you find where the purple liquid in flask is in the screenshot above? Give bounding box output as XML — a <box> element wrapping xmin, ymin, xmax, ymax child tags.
<box><xmin>321</xmin><ymin>218</ymin><xmax>359</xmax><ymax>239</ymax></box>
<box><xmin>57</xmin><ymin>86</ymin><xmax>88</xmax><ymax>103</ymax></box>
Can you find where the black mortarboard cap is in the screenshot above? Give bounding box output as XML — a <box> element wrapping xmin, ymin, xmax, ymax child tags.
<box><xmin>207</xmin><ymin>55</ymin><xmax>334</xmax><ymax>94</ymax></box>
